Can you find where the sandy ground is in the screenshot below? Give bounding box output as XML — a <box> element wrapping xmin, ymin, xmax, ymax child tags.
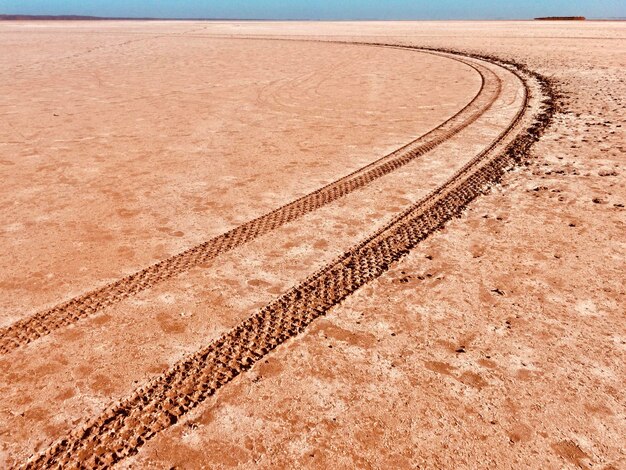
<box><xmin>0</xmin><ymin>20</ymin><xmax>624</xmax><ymax>469</ymax></box>
<box><xmin>0</xmin><ymin>28</ymin><xmax>478</xmax><ymax>324</ymax></box>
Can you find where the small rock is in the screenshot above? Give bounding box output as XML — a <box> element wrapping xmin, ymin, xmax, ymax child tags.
<box><xmin>598</xmin><ymin>168</ymin><xmax>618</xmax><ymax>177</ymax></box>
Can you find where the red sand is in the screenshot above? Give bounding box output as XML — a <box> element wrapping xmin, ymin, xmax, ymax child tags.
<box><xmin>0</xmin><ymin>20</ymin><xmax>624</xmax><ymax>468</ymax></box>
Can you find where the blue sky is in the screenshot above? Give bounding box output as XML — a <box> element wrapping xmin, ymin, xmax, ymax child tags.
<box><xmin>0</xmin><ymin>0</ymin><xmax>624</xmax><ymax>20</ymax></box>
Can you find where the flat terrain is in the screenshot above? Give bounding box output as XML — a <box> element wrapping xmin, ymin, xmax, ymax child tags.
<box><xmin>0</xmin><ymin>30</ymin><xmax>480</xmax><ymax>323</ymax></box>
<box><xmin>0</xmin><ymin>21</ymin><xmax>624</xmax><ymax>469</ymax></box>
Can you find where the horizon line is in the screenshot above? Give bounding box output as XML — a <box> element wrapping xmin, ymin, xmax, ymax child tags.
<box><xmin>3</xmin><ymin>13</ymin><xmax>624</xmax><ymax>22</ymax></box>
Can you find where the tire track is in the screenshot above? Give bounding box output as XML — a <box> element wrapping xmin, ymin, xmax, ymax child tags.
<box><xmin>20</xmin><ymin>45</ymin><xmax>558</xmax><ymax>469</ymax></box>
<box><xmin>0</xmin><ymin>46</ymin><xmax>501</xmax><ymax>355</ymax></box>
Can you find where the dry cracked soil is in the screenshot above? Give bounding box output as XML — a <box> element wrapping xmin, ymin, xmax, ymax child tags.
<box><xmin>0</xmin><ymin>20</ymin><xmax>624</xmax><ymax>469</ymax></box>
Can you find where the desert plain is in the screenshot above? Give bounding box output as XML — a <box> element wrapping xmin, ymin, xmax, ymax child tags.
<box><xmin>0</xmin><ymin>19</ymin><xmax>624</xmax><ymax>469</ymax></box>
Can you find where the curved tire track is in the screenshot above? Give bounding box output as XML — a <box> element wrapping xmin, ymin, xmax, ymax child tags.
<box><xmin>20</xmin><ymin>44</ymin><xmax>558</xmax><ymax>469</ymax></box>
<box><xmin>0</xmin><ymin>47</ymin><xmax>501</xmax><ymax>355</ymax></box>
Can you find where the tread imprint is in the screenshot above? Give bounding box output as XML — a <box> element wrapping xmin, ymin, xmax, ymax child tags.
<box><xmin>20</xmin><ymin>43</ymin><xmax>561</xmax><ymax>470</ymax></box>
